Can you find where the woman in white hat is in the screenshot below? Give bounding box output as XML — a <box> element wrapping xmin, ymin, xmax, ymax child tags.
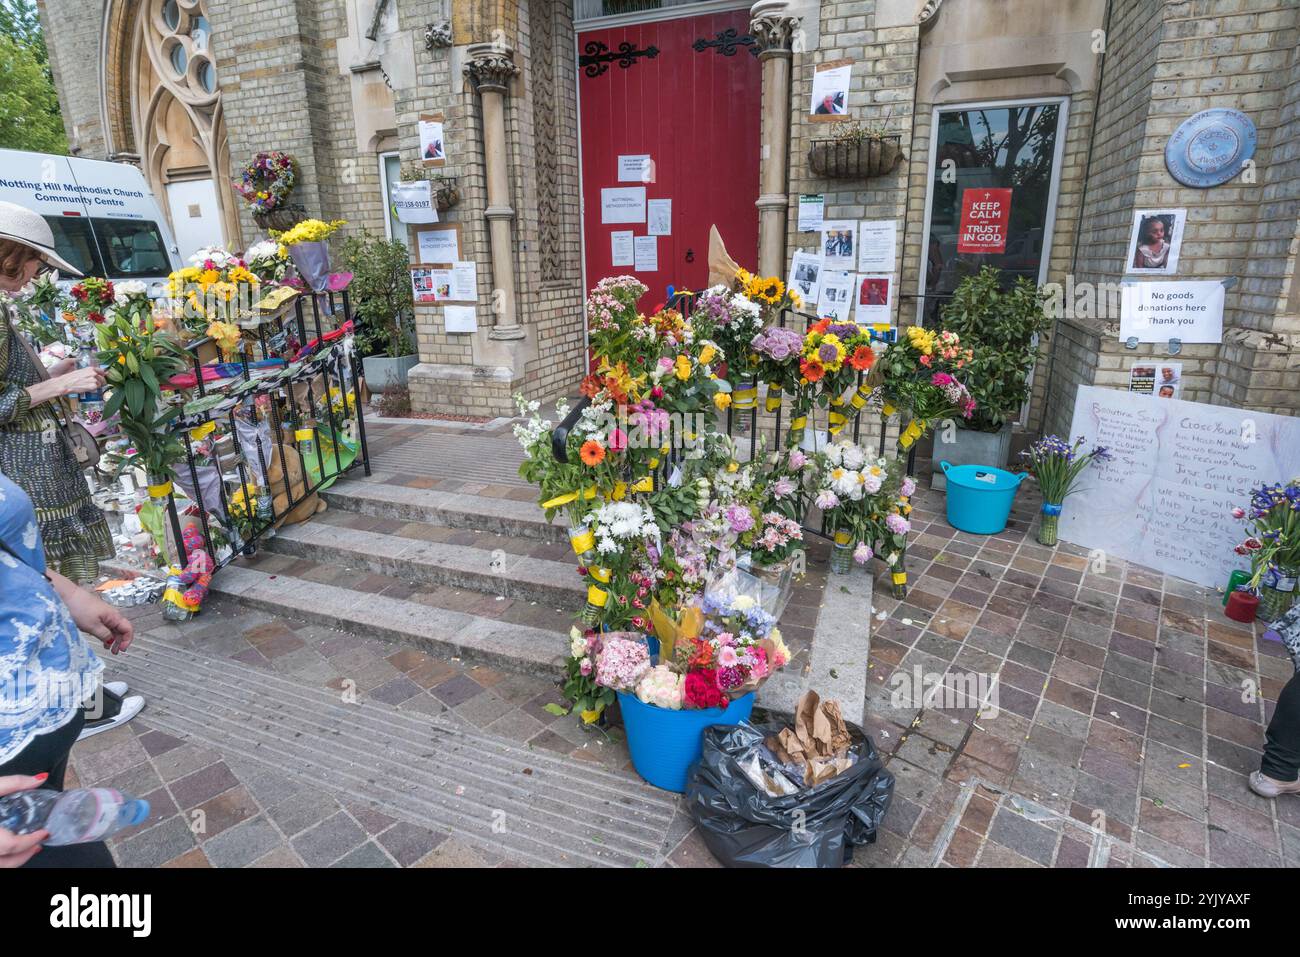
<box><xmin>0</xmin><ymin>201</ymin><xmax>114</xmax><ymax>581</ymax></box>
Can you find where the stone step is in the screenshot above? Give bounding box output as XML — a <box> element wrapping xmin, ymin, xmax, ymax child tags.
<box><xmin>322</xmin><ymin>479</ymin><xmax>566</xmax><ymax>543</ymax></box>
<box><xmin>112</xmin><ymin>632</ymin><xmax>680</xmax><ymax>867</ymax></box>
<box><xmin>262</xmin><ymin>519</ymin><xmax>585</xmax><ymax>609</ymax></box>
<box><xmin>206</xmin><ymin>564</ymin><xmax>570</xmax><ymax>678</ymax></box>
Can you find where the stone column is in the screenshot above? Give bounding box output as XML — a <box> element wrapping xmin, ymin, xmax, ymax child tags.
<box><xmin>750</xmin><ymin>0</ymin><xmax>799</xmax><ymax>278</ymax></box>
<box><xmin>464</xmin><ymin>42</ymin><xmax>524</xmax><ymax>341</ymax></box>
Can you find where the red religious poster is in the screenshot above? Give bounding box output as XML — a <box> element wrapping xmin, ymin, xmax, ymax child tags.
<box><xmin>957</xmin><ymin>188</ymin><xmax>1012</xmax><ymax>254</ymax></box>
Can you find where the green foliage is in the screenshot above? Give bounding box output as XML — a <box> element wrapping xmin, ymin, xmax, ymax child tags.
<box><xmin>939</xmin><ymin>266</ymin><xmax>1051</xmax><ymax>433</ymax></box>
<box><xmin>339</xmin><ymin>231</ymin><xmax>414</xmax><ymax>359</ymax></box>
<box><xmin>0</xmin><ymin>1</ymin><xmax>66</xmax><ymax>154</ymax></box>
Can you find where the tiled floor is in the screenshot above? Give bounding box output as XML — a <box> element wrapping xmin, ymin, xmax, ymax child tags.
<box><xmin>857</xmin><ymin>458</ymin><xmax>1298</xmax><ymax>868</ymax></box>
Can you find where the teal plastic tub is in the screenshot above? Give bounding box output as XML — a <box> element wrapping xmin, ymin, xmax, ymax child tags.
<box><xmin>617</xmin><ymin>691</ymin><xmax>755</xmax><ymax>792</ymax></box>
<box><xmin>940</xmin><ymin>460</ymin><xmax>1028</xmax><ymax>535</ymax></box>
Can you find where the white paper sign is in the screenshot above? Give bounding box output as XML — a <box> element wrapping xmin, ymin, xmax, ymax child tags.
<box><xmin>633</xmin><ymin>235</ymin><xmax>658</xmax><ymax>272</ymax></box>
<box><xmin>391</xmin><ymin>180</ymin><xmax>438</xmax><ymax>224</ymax></box>
<box><xmin>798</xmin><ymin>194</ymin><xmax>824</xmax><ymax>233</ymax></box>
<box><xmin>857</xmin><ymin>220</ymin><xmax>898</xmax><ymax>273</ymax></box>
<box><xmin>610</xmin><ymin>231</ymin><xmax>634</xmax><ymax>267</ymax></box>
<box><xmin>647</xmin><ymin>199</ymin><xmax>672</xmax><ymax>236</ymax></box>
<box><xmin>817</xmin><ymin>270</ymin><xmax>855</xmax><ymax>322</ymax></box>
<box><xmin>449</xmin><ymin>261</ymin><xmax>478</xmax><ymax>301</ymax></box>
<box><xmin>444</xmin><ymin>305</ymin><xmax>477</xmax><ymax>334</ymax></box>
<box><xmin>854</xmin><ymin>274</ymin><xmax>892</xmax><ymax>325</ymax></box>
<box><xmin>418</xmin><ymin>119</ymin><xmax>446</xmax><ymax>163</ymax></box>
<box><xmin>1063</xmin><ymin>386</ymin><xmax>1300</xmax><ymax>588</ymax></box>
<box><xmin>810</xmin><ymin>63</ymin><xmax>851</xmax><ymax>116</ymax></box>
<box><xmin>787</xmin><ymin>250</ymin><xmax>822</xmax><ymax>305</ymax></box>
<box><xmin>601</xmin><ymin>187</ymin><xmax>646</xmax><ymax>224</ymax></box>
<box><xmin>618</xmin><ymin>155</ymin><xmax>654</xmax><ymax>183</ymax></box>
<box><xmin>1119</xmin><ymin>280</ymin><xmax>1224</xmax><ymax>344</ymax></box>
<box><xmin>819</xmin><ymin>220</ymin><xmax>856</xmax><ymax>270</ymax></box>
<box><xmin>416</xmin><ymin>228</ymin><xmax>459</xmax><ymax>263</ymax></box>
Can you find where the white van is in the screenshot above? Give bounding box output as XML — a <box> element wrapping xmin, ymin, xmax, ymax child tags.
<box><xmin>0</xmin><ymin>148</ymin><xmax>182</xmax><ymax>291</ymax></box>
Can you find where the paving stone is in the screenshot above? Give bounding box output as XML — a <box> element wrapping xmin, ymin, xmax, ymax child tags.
<box><xmin>292</xmin><ymin>812</ymin><xmax>368</xmax><ymax>867</ymax></box>
<box><xmin>203</xmin><ymin>816</ymin><xmax>285</xmax><ymax>869</ymax></box>
<box><xmin>115</xmin><ymin>815</ymin><xmax>198</xmax><ymax>868</ymax></box>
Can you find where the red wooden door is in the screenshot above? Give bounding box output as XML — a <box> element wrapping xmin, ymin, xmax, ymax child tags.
<box><xmin>578</xmin><ymin>9</ymin><xmax>761</xmax><ymax>316</ymax></box>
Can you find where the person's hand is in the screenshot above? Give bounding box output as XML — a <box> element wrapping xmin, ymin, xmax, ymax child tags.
<box><xmin>54</xmin><ymin>366</ymin><xmax>106</xmax><ymax>397</ymax></box>
<box><xmin>60</xmin><ymin>584</ymin><xmax>134</xmax><ymax>654</ymax></box>
<box><xmin>47</xmin><ymin>357</ymin><xmax>77</xmax><ymax>377</ymax></box>
<box><xmin>0</xmin><ymin>775</ymin><xmax>49</xmax><ymax>868</ymax></box>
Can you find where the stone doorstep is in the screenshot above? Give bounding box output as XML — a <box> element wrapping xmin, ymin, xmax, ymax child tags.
<box><xmin>322</xmin><ymin>479</ymin><xmax>567</xmax><ymax>543</ymax></box>
<box><xmin>263</xmin><ymin>520</ymin><xmax>583</xmax><ymax>608</ymax></box>
<box><xmin>209</xmin><ymin>564</ymin><xmax>570</xmax><ymax>679</ymax></box>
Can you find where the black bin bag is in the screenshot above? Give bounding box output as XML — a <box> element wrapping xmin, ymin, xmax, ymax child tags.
<box><xmin>684</xmin><ymin>720</ymin><xmax>894</xmax><ymax>868</ymax></box>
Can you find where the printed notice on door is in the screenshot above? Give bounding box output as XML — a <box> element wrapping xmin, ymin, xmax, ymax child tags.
<box><xmin>601</xmin><ymin>187</ymin><xmax>646</xmax><ymax>224</ymax></box>
<box><xmin>1062</xmin><ymin>385</ymin><xmax>1300</xmax><ymax>588</ymax></box>
<box><xmin>956</xmin><ymin>187</ymin><xmax>1012</xmax><ymax>254</ymax></box>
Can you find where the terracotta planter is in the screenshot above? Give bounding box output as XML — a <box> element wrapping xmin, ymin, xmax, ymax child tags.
<box><xmin>808</xmin><ymin>136</ymin><xmax>904</xmax><ymax>179</ymax></box>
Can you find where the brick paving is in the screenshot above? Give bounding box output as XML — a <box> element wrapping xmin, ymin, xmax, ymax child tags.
<box><xmin>65</xmin><ymin>423</ymin><xmax>1300</xmax><ymax>867</ymax></box>
<box><xmin>857</xmin><ymin>458</ymin><xmax>1298</xmax><ymax>869</ymax></box>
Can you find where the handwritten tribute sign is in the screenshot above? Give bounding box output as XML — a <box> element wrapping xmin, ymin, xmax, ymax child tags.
<box><xmin>1063</xmin><ymin>386</ymin><xmax>1300</xmax><ymax>588</ymax></box>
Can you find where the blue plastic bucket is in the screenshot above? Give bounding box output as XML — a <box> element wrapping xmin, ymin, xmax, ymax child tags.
<box><xmin>617</xmin><ymin>690</ymin><xmax>755</xmax><ymax>792</ymax></box>
<box><xmin>940</xmin><ymin>460</ymin><xmax>1028</xmax><ymax>535</ymax></box>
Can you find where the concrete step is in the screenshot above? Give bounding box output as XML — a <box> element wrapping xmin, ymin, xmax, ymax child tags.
<box><xmin>207</xmin><ymin>564</ymin><xmax>570</xmax><ymax>678</ymax></box>
<box><xmin>113</xmin><ymin>632</ymin><xmax>680</xmax><ymax>867</ymax></box>
<box><xmin>322</xmin><ymin>479</ymin><xmax>566</xmax><ymax>543</ymax></box>
<box><xmin>262</xmin><ymin>519</ymin><xmax>585</xmax><ymax>609</ymax></box>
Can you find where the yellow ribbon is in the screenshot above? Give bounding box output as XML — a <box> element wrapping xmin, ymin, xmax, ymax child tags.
<box><xmin>850</xmin><ymin>391</ymin><xmax>868</xmax><ymax>410</ymax></box>
<box><xmin>882</xmin><ymin>403</ymin><xmax>897</xmax><ymax>417</ymax></box>
<box><xmin>733</xmin><ymin>387</ymin><xmax>758</xmax><ymax>409</ymax></box>
<box><xmin>294</xmin><ymin>428</ymin><xmax>315</xmax><ymax>444</ymax></box>
<box><xmin>765</xmin><ymin>384</ymin><xmax>782</xmax><ymax>412</ymax></box>
<box><xmin>589</xmin><ymin>566</ymin><xmax>611</xmax><ymax>584</ymax></box>
<box><xmin>541</xmin><ymin>486</ymin><xmax>599</xmax><ymax>510</ymax></box>
<box><xmin>189</xmin><ymin>421</ymin><xmax>216</xmax><ymax>442</ymax></box>
<box><xmin>892</xmin><ymin>572</ymin><xmax>908</xmax><ymax>585</ymax></box>
<box><xmin>630</xmin><ymin>474</ymin><xmax>654</xmax><ymax>494</ymax></box>
<box><xmin>834</xmin><ymin>530</ymin><xmax>852</xmax><ymax>546</ymax></box>
<box><xmin>790</xmin><ymin>415</ymin><xmax>808</xmax><ymax>432</ymax></box>
<box><xmin>148</xmin><ymin>480</ymin><xmax>173</xmax><ymax>498</ymax></box>
<box><xmin>569</xmin><ymin>529</ymin><xmax>595</xmax><ymax>555</ymax></box>
<box><xmin>586</xmin><ymin>584</ymin><xmax>609</xmax><ymax>607</ymax></box>
<box><xmin>828</xmin><ymin>411</ymin><xmax>848</xmax><ymax>435</ymax></box>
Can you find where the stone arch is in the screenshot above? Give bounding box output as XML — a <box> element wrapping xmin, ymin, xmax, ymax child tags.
<box><xmin>101</xmin><ymin>0</ymin><xmax>240</xmax><ymax>249</ymax></box>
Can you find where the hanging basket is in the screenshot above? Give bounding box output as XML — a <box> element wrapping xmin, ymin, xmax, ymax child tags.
<box><xmin>808</xmin><ymin>136</ymin><xmax>904</xmax><ymax>179</ymax></box>
<box><xmin>253</xmin><ymin>203</ymin><xmax>309</xmax><ymax>232</ymax></box>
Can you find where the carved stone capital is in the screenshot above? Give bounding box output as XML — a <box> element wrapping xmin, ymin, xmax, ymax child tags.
<box><xmin>748</xmin><ymin>13</ymin><xmax>799</xmax><ymax>59</ymax></box>
<box><xmin>464</xmin><ymin>43</ymin><xmax>519</xmax><ymax>95</ymax></box>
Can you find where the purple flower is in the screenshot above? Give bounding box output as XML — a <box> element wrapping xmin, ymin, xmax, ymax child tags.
<box><xmin>885</xmin><ymin>513</ymin><xmax>910</xmax><ymax>535</ymax></box>
<box><xmin>818</xmin><ymin>342</ymin><xmax>839</xmax><ymax>363</ymax></box>
<box><xmin>725</xmin><ymin>504</ymin><xmax>755</xmax><ymax>533</ymax></box>
<box><xmin>752</xmin><ymin>326</ymin><xmax>803</xmax><ymax>362</ymax></box>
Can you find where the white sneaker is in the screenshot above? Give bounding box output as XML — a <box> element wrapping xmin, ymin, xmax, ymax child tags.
<box><xmin>77</xmin><ymin>694</ymin><xmax>145</xmax><ymax>741</ymax></box>
<box><xmin>103</xmin><ymin>681</ymin><xmax>129</xmax><ymax>698</ymax></box>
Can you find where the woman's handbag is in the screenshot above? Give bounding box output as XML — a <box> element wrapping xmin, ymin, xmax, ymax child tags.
<box><xmin>10</xmin><ymin>324</ymin><xmax>101</xmax><ymax>466</ymax></box>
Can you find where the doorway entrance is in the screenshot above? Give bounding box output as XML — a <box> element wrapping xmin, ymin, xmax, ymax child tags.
<box><xmin>164</xmin><ymin>178</ymin><xmax>224</xmax><ymax>262</ymax></box>
<box><xmin>577</xmin><ymin>4</ymin><xmax>761</xmax><ymax>317</ymax></box>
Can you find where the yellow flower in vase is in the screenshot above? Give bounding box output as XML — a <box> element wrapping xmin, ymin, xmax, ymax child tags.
<box><xmin>207</xmin><ymin>320</ymin><xmax>242</xmax><ymax>359</ymax></box>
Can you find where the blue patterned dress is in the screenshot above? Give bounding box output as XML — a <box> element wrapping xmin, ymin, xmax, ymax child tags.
<box><xmin>0</xmin><ymin>473</ymin><xmax>103</xmax><ymax>764</ymax></box>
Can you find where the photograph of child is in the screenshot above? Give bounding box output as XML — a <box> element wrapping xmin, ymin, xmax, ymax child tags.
<box><xmin>1126</xmin><ymin>209</ymin><xmax>1184</xmax><ymax>275</ymax></box>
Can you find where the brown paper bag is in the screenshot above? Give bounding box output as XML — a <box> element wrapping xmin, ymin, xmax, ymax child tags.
<box><xmin>707</xmin><ymin>225</ymin><xmax>741</xmax><ymax>289</ymax></box>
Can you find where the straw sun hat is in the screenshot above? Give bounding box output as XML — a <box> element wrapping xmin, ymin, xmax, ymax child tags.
<box><xmin>0</xmin><ymin>201</ymin><xmax>82</xmax><ymax>276</ymax></box>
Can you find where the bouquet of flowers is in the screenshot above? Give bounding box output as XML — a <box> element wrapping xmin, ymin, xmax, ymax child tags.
<box><xmin>690</xmin><ymin>284</ymin><xmax>762</xmax><ymax>376</ymax></box>
<box><xmin>272</xmin><ymin>219</ymin><xmax>347</xmax><ymax>297</ymax></box>
<box><xmin>244</xmin><ymin>240</ymin><xmax>291</xmax><ymax>284</ymax></box>
<box><xmin>1019</xmin><ymin>435</ymin><xmax>1111</xmax><ymax>546</ymax></box>
<box><xmin>70</xmin><ymin>277</ymin><xmax>115</xmax><ymax>325</ymax></box>
<box><xmin>873</xmin><ymin>326</ymin><xmax>975</xmax><ymax>449</ymax></box>
<box><xmin>800</xmin><ymin>318</ymin><xmax>878</xmax><ymax>436</ymax></box>
<box><xmin>167</xmin><ymin>252</ymin><xmax>262</xmax><ymax>335</ymax></box>
<box><xmin>1232</xmin><ymin>480</ymin><xmax>1300</xmax><ymax>620</ymax></box>
<box><xmin>669</xmin><ymin>592</ymin><xmax>790</xmax><ymax>706</ymax></box>
<box><xmin>563</xmin><ymin>627</ymin><xmax>615</xmax><ymax>723</ymax></box>
<box><xmin>4</xmin><ymin>274</ymin><xmax>72</xmax><ymax>346</ymax></box>
<box><xmin>585</xmin><ymin>275</ymin><xmax>648</xmax><ymax>366</ymax></box>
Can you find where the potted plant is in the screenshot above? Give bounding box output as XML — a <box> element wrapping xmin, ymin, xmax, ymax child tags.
<box><xmin>931</xmin><ymin>267</ymin><xmax>1052</xmax><ymax>488</ymax></box>
<box><xmin>808</xmin><ymin>122</ymin><xmax>904</xmax><ymax>179</ymax></box>
<box><xmin>339</xmin><ymin>230</ymin><xmax>417</xmax><ymax>392</ymax></box>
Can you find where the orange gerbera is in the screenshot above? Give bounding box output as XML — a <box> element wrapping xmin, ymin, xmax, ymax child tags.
<box><xmin>800</xmin><ymin>357</ymin><xmax>826</xmax><ymax>382</ymax></box>
<box><xmin>579</xmin><ymin>440</ymin><xmax>606</xmax><ymax>466</ymax></box>
<box><xmin>811</xmin><ymin>318</ymin><xmax>831</xmax><ymax>335</ymax></box>
<box><xmin>848</xmin><ymin>345</ymin><xmax>875</xmax><ymax>371</ymax></box>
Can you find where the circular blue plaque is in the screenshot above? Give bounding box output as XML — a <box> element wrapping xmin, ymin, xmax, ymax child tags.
<box><xmin>1165</xmin><ymin>108</ymin><xmax>1256</xmax><ymax>187</ymax></box>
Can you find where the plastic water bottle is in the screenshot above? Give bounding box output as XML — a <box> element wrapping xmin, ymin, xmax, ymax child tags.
<box><xmin>0</xmin><ymin>788</ymin><xmax>150</xmax><ymax>846</ymax></box>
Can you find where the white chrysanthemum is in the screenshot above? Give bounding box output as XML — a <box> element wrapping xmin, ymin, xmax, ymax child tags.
<box><xmin>823</xmin><ymin>443</ymin><xmax>843</xmax><ymax>466</ymax></box>
<box><xmin>842</xmin><ymin>442</ymin><xmax>866</xmax><ymax>471</ymax></box>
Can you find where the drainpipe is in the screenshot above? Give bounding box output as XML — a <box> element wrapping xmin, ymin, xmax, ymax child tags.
<box><xmin>750</xmin><ymin>0</ymin><xmax>800</xmax><ymax>278</ymax></box>
<box><xmin>464</xmin><ymin>42</ymin><xmax>525</xmax><ymax>341</ymax></box>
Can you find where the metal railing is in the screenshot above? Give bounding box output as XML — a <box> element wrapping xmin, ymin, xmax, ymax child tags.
<box><xmin>151</xmin><ymin>290</ymin><xmax>371</xmax><ymax>572</ymax></box>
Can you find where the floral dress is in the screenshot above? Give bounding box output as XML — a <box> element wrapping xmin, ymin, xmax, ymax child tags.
<box><xmin>0</xmin><ymin>318</ymin><xmax>113</xmax><ymax>582</ymax></box>
<box><xmin>0</xmin><ymin>474</ymin><xmax>103</xmax><ymax>765</ymax></box>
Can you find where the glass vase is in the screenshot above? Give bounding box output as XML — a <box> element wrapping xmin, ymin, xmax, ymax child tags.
<box><xmin>1038</xmin><ymin>503</ymin><xmax>1062</xmax><ymax>547</ymax></box>
<box><xmin>830</xmin><ymin>530</ymin><xmax>854</xmax><ymax>575</ymax></box>
<box><xmin>1258</xmin><ymin>565</ymin><xmax>1298</xmax><ymax>623</ymax></box>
